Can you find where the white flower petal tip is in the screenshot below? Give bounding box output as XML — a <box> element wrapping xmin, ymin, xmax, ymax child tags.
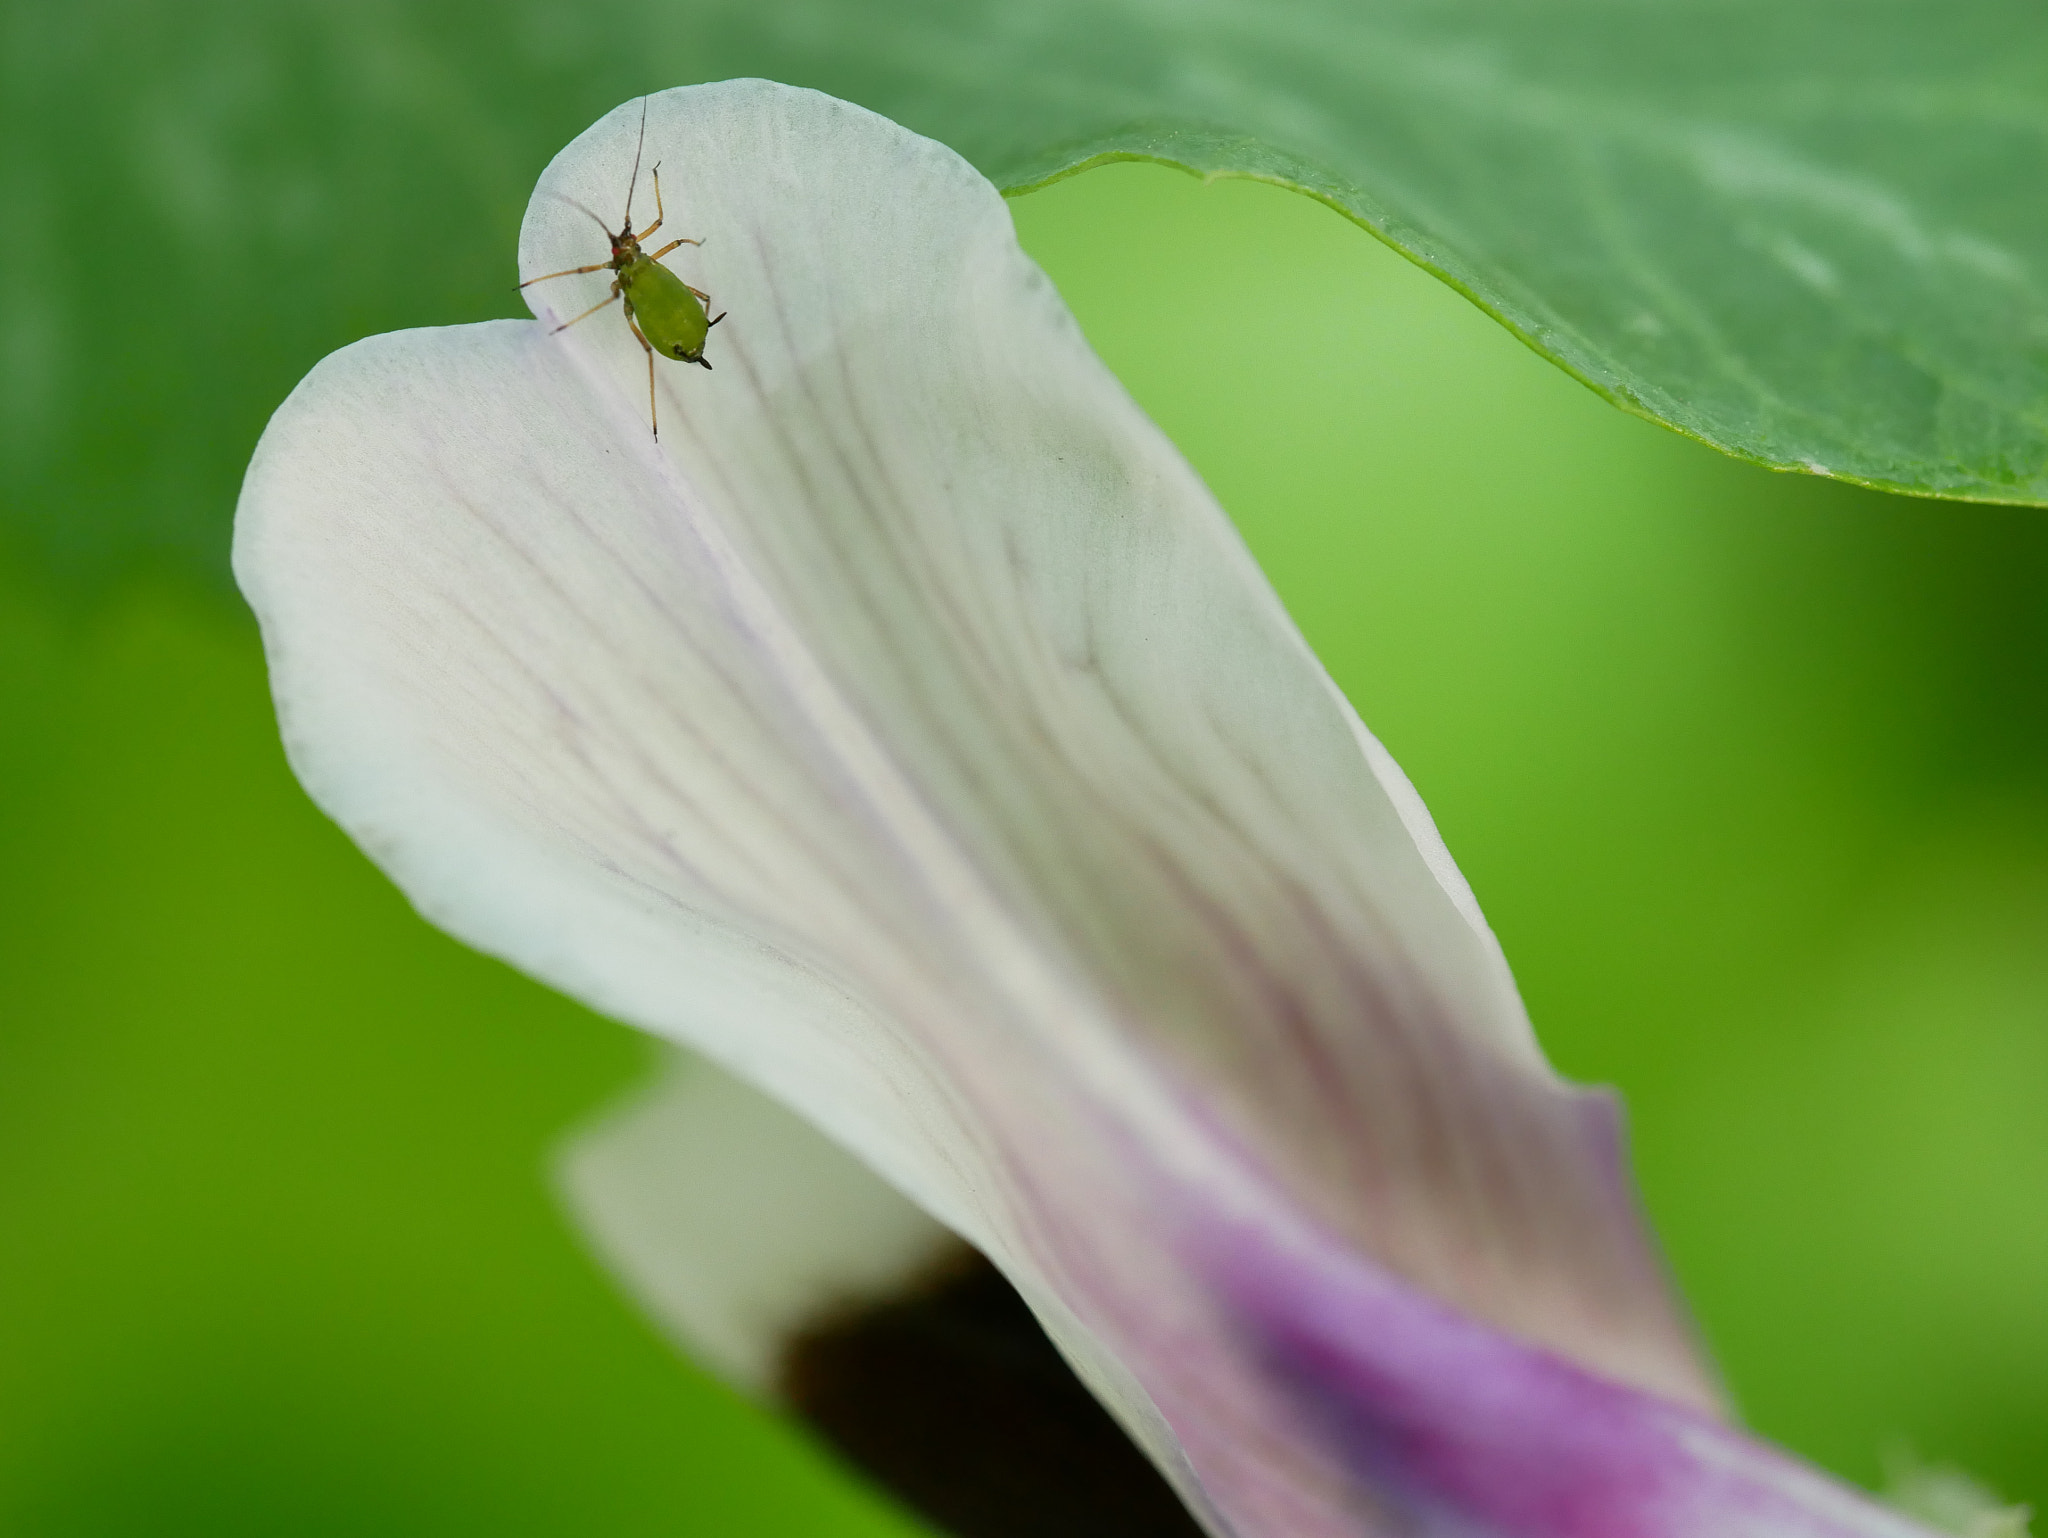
<box><xmin>564</xmin><ymin>1054</ymin><xmax>1211</xmax><ymax>1537</ymax></box>
<box><xmin>558</xmin><ymin>1052</ymin><xmax>956</xmax><ymax>1393</ymax></box>
<box><xmin>235</xmin><ymin>80</ymin><xmax>1946</xmax><ymax>1538</ymax></box>
<box><xmin>1883</xmin><ymin>1461</ymin><xmax>2032</xmax><ymax>1538</ymax></box>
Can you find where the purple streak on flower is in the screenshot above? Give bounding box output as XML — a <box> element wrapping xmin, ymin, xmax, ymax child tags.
<box><xmin>1203</xmin><ymin>1212</ymin><xmax>1932</xmax><ymax>1538</ymax></box>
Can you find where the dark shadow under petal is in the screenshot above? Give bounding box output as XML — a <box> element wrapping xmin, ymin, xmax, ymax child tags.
<box><xmin>784</xmin><ymin>1248</ymin><xmax>1207</xmax><ymax>1538</ymax></box>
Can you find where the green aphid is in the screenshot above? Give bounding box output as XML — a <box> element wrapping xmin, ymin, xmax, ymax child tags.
<box><xmin>520</xmin><ymin>100</ymin><xmax>725</xmax><ymax>438</ymax></box>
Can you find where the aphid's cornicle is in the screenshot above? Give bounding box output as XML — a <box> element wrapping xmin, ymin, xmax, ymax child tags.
<box><xmin>519</xmin><ymin>99</ymin><xmax>725</xmax><ymax>438</ymax></box>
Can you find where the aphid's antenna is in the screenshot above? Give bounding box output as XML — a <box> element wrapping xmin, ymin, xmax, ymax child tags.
<box><xmin>542</xmin><ymin>190</ymin><xmax>614</xmax><ymax>236</ymax></box>
<box><xmin>623</xmin><ymin>96</ymin><xmax>650</xmax><ymax>231</ymax></box>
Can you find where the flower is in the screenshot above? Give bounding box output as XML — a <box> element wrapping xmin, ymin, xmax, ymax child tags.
<box><xmin>234</xmin><ymin>80</ymin><xmax>1945</xmax><ymax>1538</ymax></box>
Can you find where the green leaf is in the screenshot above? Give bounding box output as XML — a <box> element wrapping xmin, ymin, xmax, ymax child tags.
<box><xmin>967</xmin><ymin>2</ymin><xmax>2048</xmax><ymax>509</ymax></box>
<box><xmin>7</xmin><ymin>0</ymin><xmax>2042</xmax><ymax>594</ymax></box>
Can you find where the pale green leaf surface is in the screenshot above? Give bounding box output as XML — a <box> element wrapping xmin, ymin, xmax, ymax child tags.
<box><xmin>946</xmin><ymin>0</ymin><xmax>2048</xmax><ymax>506</ymax></box>
<box><xmin>6</xmin><ymin>0</ymin><xmax>2041</xmax><ymax>594</ymax></box>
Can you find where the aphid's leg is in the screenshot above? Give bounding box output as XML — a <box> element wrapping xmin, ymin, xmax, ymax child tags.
<box><xmin>640</xmin><ymin>165</ymin><xmax>667</xmax><ymax>240</ymax></box>
<box><xmin>648</xmin><ymin>236</ymin><xmax>703</xmax><ymax>262</ymax></box>
<box><xmin>684</xmin><ymin>284</ymin><xmax>711</xmax><ymax>302</ymax></box>
<box><xmin>519</xmin><ymin>261</ymin><xmax>612</xmax><ymax>289</ymax></box>
<box><xmin>550</xmin><ymin>282</ymin><xmax>623</xmax><ymax>334</ymax></box>
<box><xmin>625</xmin><ymin>311</ymin><xmax>659</xmax><ymax>437</ymax></box>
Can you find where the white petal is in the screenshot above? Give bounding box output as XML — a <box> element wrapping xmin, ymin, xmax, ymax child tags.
<box><xmin>234</xmin><ymin>81</ymin><xmax>1900</xmax><ymax>1537</ymax></box>
<box><xmin>560</xmin><ymin>1052</ymin><xmax>955</xmax><ymax>1393</ymax></box>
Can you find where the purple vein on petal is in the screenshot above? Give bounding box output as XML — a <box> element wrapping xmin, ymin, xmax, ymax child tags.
<box><xmin>1201</xmin><ymin>1209</ymin><xmax>1936</xmax><ymax>1538</ymax></box>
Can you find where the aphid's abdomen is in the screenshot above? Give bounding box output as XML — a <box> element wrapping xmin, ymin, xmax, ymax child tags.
<box><xmin>622</xmin><ymin>258</ymin><xmax>710</xmax><ymax>362</ymax></box>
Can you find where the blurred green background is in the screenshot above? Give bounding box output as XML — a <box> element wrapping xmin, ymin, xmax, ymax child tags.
<box><xmin>3</xmin><ymin>36</ymin><xmax>2045</xmax><ymax>1538</ymax></box>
